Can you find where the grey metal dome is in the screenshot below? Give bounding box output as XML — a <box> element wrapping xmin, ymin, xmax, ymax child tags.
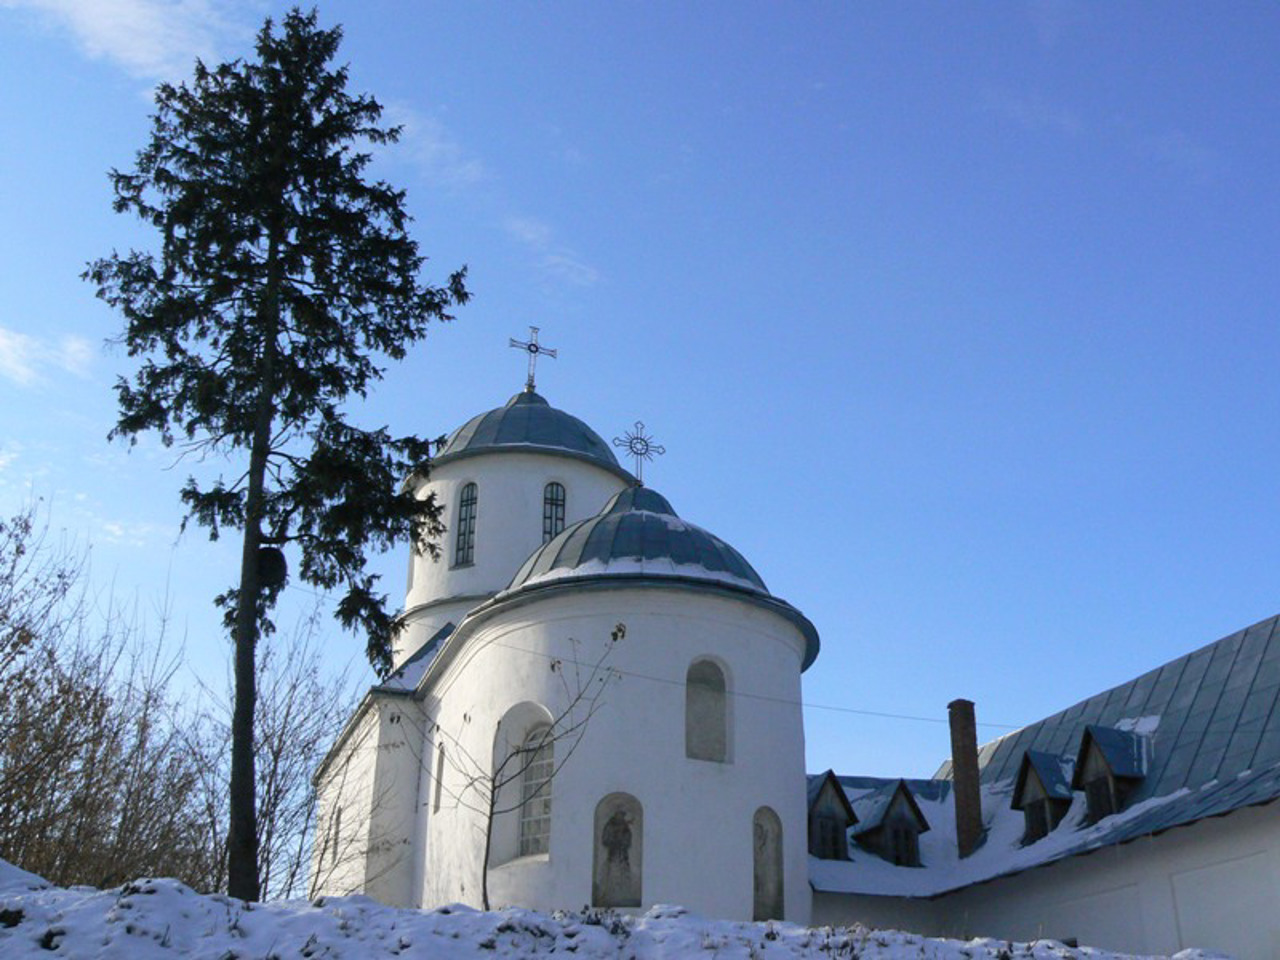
<box><xmin>434</xmin><ymin>390</ymin><xmax>631</xmax><ymax>480</ymax></box>
<box><xmin>507</xmin><ymin>485</ymin><xmax>769</xmax><ymax>594</ymax></box>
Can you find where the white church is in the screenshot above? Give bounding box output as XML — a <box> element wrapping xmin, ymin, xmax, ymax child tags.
<box><xmin>314</xmin><ymin>345</ymin><xmax>1280</xmax><ymax>959</ymax></box>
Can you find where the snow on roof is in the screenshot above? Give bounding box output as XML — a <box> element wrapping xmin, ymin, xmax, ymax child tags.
<box><xmin>379</xmin><ymin>622</ymin><xmax>455</xmax><ymax>693</ymax></box>
<box><xmin>811</xmin><ymin>777</ymin><xmax>1194</xmax><ymax>898</ymax></box>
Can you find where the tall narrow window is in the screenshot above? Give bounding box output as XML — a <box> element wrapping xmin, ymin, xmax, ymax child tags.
<box><xmin>518</xmin><ymin>726</ymin><xmax>553</xmax><ymax>856</ymax></box>
<box><xmin>328</xmin><ymin>806</ymin><xmax>343</xmax><ymax>868</ymax></box>
<box><xmin>433</xmin><ymin>742</ymin><xmax>446</xmax><ymax>813</ymax></box>
<box><xmin>454</xmin><ymin>482</ymin><xmax>477</xmax><ymax>566</ymax></box>
<box><xmin>686</xmin><ymin>660</ymin><xmax>728</xmax><ymax>762</ymax></box>
<box><xmin>543</xmin><ymin>482</ymin><xmax>566</xmax><ymax>542</ymax></box>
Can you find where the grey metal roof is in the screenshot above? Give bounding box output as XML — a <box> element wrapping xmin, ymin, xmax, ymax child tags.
<box><xmin>918</xmin><ymin>611</ymin><xmax>1280</xmax><ymax>880</ymax></box>
<box><xmin>494</xmin><ymin>485</ymin><xmax>821</xmax><ymax>671</ymax></box>
<box><xmin>434</xmin><ymin>390</ymin><xmax>633</xmax><ymax>481</ymax></box>
<box><xmin>507</xmin><ymin>485</ymin><xmax>769</xmax><ymax>593</ymax></box>
<box><xmin>961</xmin><ymin>613</ymin><xmax>1280</xmax><ymax>803</ymax></box>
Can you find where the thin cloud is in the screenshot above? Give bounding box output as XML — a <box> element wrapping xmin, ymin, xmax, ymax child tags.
<box><xmin>0</xmin><ymin>0</ymin><xmax>241</xmax><ymax>81</ymax></box>
<box><xmin>0</xmin><ymin>327</ymin><xmax>94</xmax><ymax>386</ymax></box>
<box><xmin>505</xmin><ymin>217</ymin><xmax>554</xmax><ymax>248</ymax></box>
<box><xmin>504</xmin><ymin>217</ymin><xmax>601</xmax><ymax>288</ymax></box>
<box><xmin>99</xmin><ymin>517</ymin><xmax>171</xmax><ymax>547</ymax></box>
<box><xmin>385</xmin><ymin>102</ymin><xmax>488</xmax><ymax>189</ymax></box>
<box><xmin>0</xmin><ymin>441</ymin><xmax>21</xmax><ymax>473</ymax></box>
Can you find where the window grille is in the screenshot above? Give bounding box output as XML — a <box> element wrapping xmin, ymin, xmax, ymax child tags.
<box><xmin>454</xmin><ymin>483</ymin><xmax>477</xmax><ymax>566</ymax></box>
<box><xmin>815</xmin><ymin>815</ymin><xmax>844</xmax><ymax>859</ymax></box>
<box><xmin>889</xmin><ymin>824</ymin><xmax>919</xmax><ymax>867</ymax></box>
<box><xmin>543</xmin><ymin>482</ymin><xmax>566</xmax><ymax>542</ymax></box>
<box><xmin>518</xmin><ymin>726</ymin><xmax>554</xmax><ymax>856</ymax></box>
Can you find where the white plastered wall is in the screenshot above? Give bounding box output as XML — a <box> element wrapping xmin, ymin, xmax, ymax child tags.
<box><xmin>312</xmin><ymin>705</ymin><xmax>381</xmax><ymax>898</ymax></box>
<box><xmin>394</xmin><ymin>451</ymin><xmax>628</xmax><ymax>667</ymax></box>
<box><xmin>311</xmin><ymin>694</ymin><xmax>427</xmax><ymax>906</ymax></box>
<box><xmin>814</xmin><ymin>801</ymin><xmax>1280</xmax><ymax>960</ymax></box>
<box><xmin>419</xmin><ymin>586</ymin><xmax>813</xmax><ymax>923</ymax></box>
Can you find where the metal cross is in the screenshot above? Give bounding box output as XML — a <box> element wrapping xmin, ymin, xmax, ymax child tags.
<box><xmin>613</xmin><ymin>422</ymin><xmax>665</xmax><ymax>485</ymax></box>
<box><xmin>509</xmin><ymin>326</ymin><xmax>557</xmax><ymax>392</ymax></box>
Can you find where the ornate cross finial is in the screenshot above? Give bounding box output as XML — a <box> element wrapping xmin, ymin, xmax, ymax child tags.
<box><xmin>613</xmin><ymin>422</ymin><xmax>665</xmax><ymax>485</ymax></box>
<box><xmin>509</xmin><ymin>326</ymin><xmax>557</xmax><ymax>392</ymax></box>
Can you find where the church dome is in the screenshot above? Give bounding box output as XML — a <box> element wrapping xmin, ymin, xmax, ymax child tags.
<box><xmin>507</xmin><ymin>485</ymin><xmax>769</xmax><ymax>594</ymax></box>
<box><xmin>434</xmin><ymin>389</ymin><xmax>632</xmax><ymax>480</ymax></box>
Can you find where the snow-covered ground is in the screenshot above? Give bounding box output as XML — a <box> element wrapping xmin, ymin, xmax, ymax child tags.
<box><xmin>0</xmin><ymin>858</ymin><xmax>1225</xmax><ymax>959</ymax></box>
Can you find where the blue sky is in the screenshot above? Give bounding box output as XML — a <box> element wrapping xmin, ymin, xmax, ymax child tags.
<box><xmin>1</xmin><ymin>1</ymin><xmax>1279</xmax><ymax>778</ymax></box>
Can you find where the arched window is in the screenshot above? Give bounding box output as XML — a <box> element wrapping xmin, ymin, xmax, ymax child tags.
<box><xmin>753</xmin><ymin>806</ymin><xmax>784</xmax><ymax>921</ymax></box>
<box><xmin>685</xmin><ymin>659</ymin><xmax>728</xmax><ymax>762</ymax></box>
<box><xmin>543</xmin><ymin>482</ymin><xmax>566</xmax><ymax>542</ymax></box>
<box><xmin>454</xmin><ymin>482</ymin><xmax>477</xmax><ymax>566</ymax></box>
<box><xmin>518</xmin><ymin>725</ymin><xmax>553</xmax><ymax>856</ymax></box>
<box><xmin>593</xmin><ymin>793</ymin><xmax>642</xmax><ymax>907</ymax></box>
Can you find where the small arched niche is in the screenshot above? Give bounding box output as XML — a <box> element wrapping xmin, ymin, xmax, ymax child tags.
<box><xmin>752</xmin><ymin>806</ymin><xmax>784</xmax><ymax>921</ymax></box>
<box><xmin>592</xmin><ymin>792</ymin><xmax>643</xmax><ymax>908</ymax></box>
<box><xmin>685</xmin><ymin>658</ymin><xmax>729</xmax><ymax>762</ymax></box>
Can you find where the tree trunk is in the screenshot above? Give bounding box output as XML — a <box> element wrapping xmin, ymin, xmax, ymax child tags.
<box><xmin>481</xmin><ymin>786</ymin><xmax>495</xmax><ymax>911</ymax></box>
<box><xmin>227</xmin><ymin>240</ymin><xmax>282</xmax><ymax>903</ymax></box>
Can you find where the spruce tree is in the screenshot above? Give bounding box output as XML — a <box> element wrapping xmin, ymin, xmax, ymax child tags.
<box><xmin>86</xmin><ymin>8</ymin><xmax>467</xmax><ymax>901</ymax></box>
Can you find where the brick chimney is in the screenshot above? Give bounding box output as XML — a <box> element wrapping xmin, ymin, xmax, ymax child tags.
<box><xmin>948</xmin><ymin>698</ymin><xmax>983</xmax><ymax>858</ymax></box>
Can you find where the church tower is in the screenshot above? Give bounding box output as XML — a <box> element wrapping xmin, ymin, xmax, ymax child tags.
<box><xmin>394</xmin><ymin>386</ymin><xmax>635</xmax><ymax>668</ymax></box>
<box><xmin>314</xmin><ymin>358</ymin><xmax>820</xmax><ymax>924</ymax></box>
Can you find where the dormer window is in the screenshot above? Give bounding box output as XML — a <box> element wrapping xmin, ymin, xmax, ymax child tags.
<box><xmin>543</xmin><ymin>482</ymin><xmax>565</xmax><ymax>542</ymax></box>
<box><xmin>806</xmin><ymin>770</ymin><xmax>856</xmax><ymax>860</ymax></box>
<box><xmin>1011</xmin><ymin>750</ymin><xmax>1073</xmax><ymax>844</ymax></box>
<box><xmin>850</xmin><ymin>779</ymin><xmax>929</xmax><ymax>868</ymax></box>
<box><xmin>1071</xmin><ymin>726</ymin><xmax>1148</xmax><ymax>825</ymax></box>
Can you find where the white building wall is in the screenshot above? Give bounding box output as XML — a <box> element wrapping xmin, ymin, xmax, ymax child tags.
<box><xmin>312</xmin><ymin>706</ymin><xmax>381</xmax><ymax>898</ymax></box>
<box><xmin>420</xmin><ymin>587</ymin><xmax>812</xmax><ymax>923</ymax></box>
<box><xmin>815</xmin><ymin>802</ymin><xmax>1280</xmax><ymax>960</ymax></box>
<box><xmin>361</xmin><ymin>696</ymin><xmax>427</xmax><ymax>906</ymax></box>
<box><xmin>394</xmin><ymin>452</ymin><xmax>627</xmax><ymax>667</ymax></box>
<box><xmin>311</xmin><ymin>695</ymin><xmax>428</xmax><ymax>905</ymax></box>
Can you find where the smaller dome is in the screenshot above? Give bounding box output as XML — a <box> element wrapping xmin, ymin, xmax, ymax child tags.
<box><xmin>507</xmin><ymin>485</ymin><xmax>768</xmax><ymax>594</ymax></box>
<box><xmin>434</xmin><ymin>390</ymin><xmax>631</xmax><ymax>480</ymax></box>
